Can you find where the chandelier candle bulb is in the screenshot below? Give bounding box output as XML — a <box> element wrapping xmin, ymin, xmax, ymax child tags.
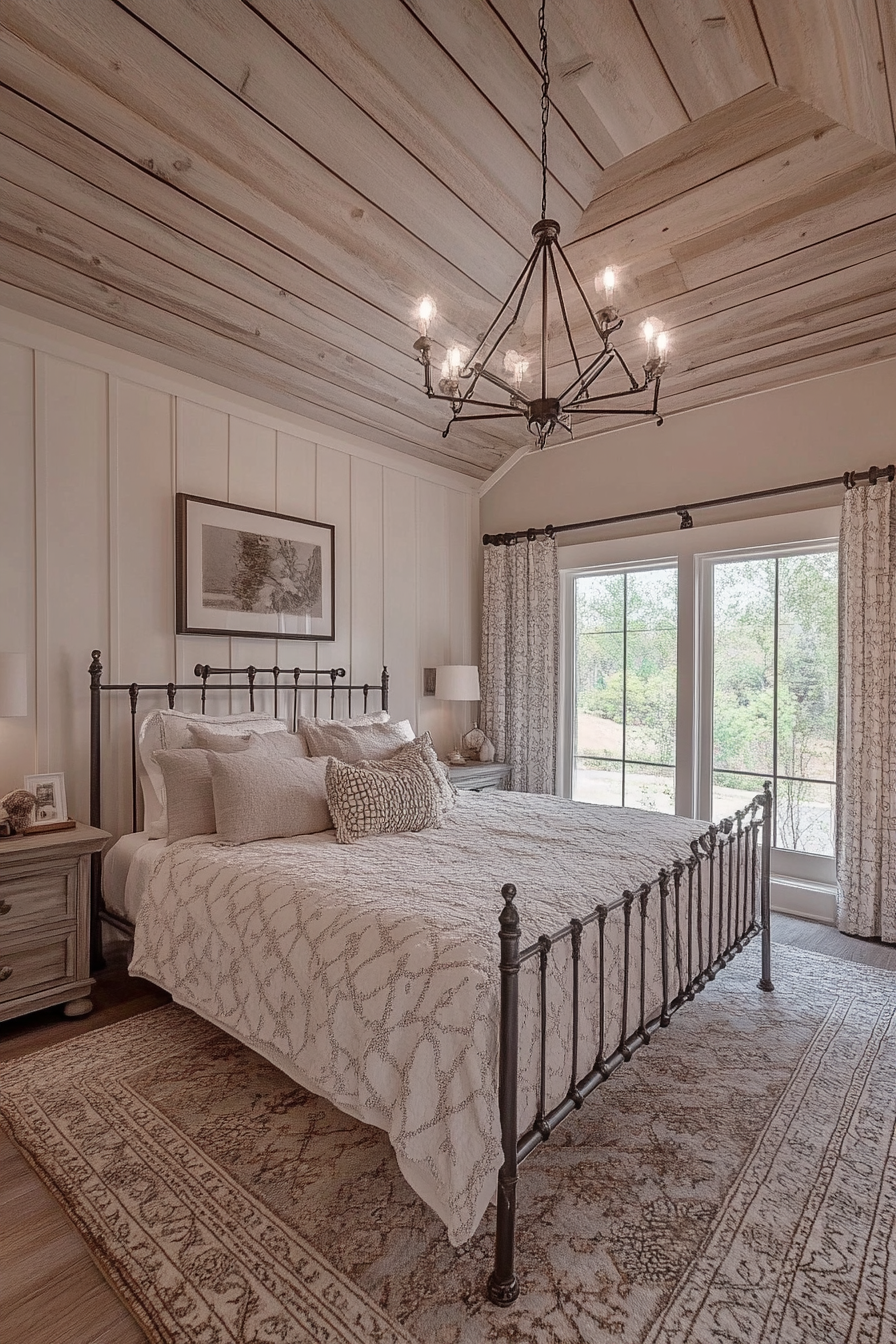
<box><xmin>416</xmin><ymin>296</ymin><xmax>436</xmax><ymax>336</ymax></box>
<box><xmin>601</xmin><ymin>267</ymin><xmax>616</xmax><ymax>303</ymax></box>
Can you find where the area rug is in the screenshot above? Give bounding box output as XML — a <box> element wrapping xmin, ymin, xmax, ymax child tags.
<box><xmin>2</xmin><ymin>942</ymin><xmax>895</xmax><ymax>1344</ymax></box>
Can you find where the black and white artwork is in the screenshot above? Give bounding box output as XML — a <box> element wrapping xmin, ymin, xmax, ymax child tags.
<box><xmin>177</xmin><ymin>494</ymin><xmax>335</xmax><ymax>641</ymax></box>
<box><xmin>24</xmin><ymin>772</ymin><xmax>68</xmax><ymax>828</ymax></box>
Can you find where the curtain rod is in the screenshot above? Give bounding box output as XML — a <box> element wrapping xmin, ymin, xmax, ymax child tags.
<box><xmin>482</xmin><ymin>462</ymin><xmax>896</xmax><ymax>546</ymax></box>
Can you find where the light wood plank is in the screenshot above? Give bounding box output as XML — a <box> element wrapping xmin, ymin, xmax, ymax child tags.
<box><xmin>0</xmin><ymin>170</ymin><xmax>513</xmax><ymax>459</ymax></box>
<box><xmin>489</xmin><ymin>0</ymin><xmax>687</xmax><ymax>160</ymax></box>
<box><xmin>576</xmin><ymin>85</ymin><xmax>833</xmax><ymax>237</ymax></box>
<box><xmin>570</xmin><ymin>121</ymin><xmax>890</xmax><ymax>268</ymax></box>
<box><xmin>389</xmin><ymin>0</ymin><xmax>614</xmax><ymax>182</ymax></box>
<box><xmin>118</xmin><ymin>0</ymin><xmax>532</xmax><ymax>272</ymax></box>
<box><xmin>0</xmin><ymin>239</ymin><xmax>503</xmax><ymax>477</ymax></box>
<box><xmin>673</xmin><ymin>157</ymin><xmax>896</xmax><ymax>291</ymax></box>
<box><xmin>877</xmin><ymin>0</ymin><xmax>896</xmax><ymax>147</ymax></box>
<box><xmin>630</xmin><ymin>0</ymin><xmax>768</xmax><ymax>119</ymax></box>
<box><xmin>753</xmin><ymin>0</ymin><xmax>895</xmax><ymax>151</ymax></box>
<box><xmin>0</xmin><ymin>13</ymin><xmax>502</xmax><ymax>335</ymax></box>
<box><xmin>0</xmin><ymin>86</ymin><xmax>422</xmax><ymax>368</ymax></box>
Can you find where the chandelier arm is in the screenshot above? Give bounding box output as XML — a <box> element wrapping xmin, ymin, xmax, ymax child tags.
<box><xmin>446</xmin><ymin>411</ymin><xmax>527</xmax><ymax>422</ymax></box>
<box><xmin>570</xmin><ymin>380</ymin><xmax>653</xmax><ymax>404</ymax></box>
<box><xmin>427</xmin><ymin>391</ymin><xmax>528</xmax><ymax>411</ymax></box>
<box><xmin>558</xmin><ymin>350</ymin><xmax>615</xmax><ymax>404</ymax></box>
<box><xmin>473</xmin><ymin>366</ymin><xmax>527</xmax><ymax>399</ymax></box>
<box><xmin>611</xmin><ymin>345</ymin><xmax>643</xmax><ymax>391</ymax></box>
<box><xmin>567</xmin><ymin>405</ymin><xmax>662</xmax><ymax>418</ymax></box>
<box><xmin>552</xmin><ymin>240</ymin><xmax>608</xmax><ymax>341</ymax></box>
<box><xmin>463</xmin><ymin>245</ymin><xmax>542</xmax><ymax>376</ymax></box>
<box><xmin>546</xmin><ymin>243</ymin><xmax>584</xmax><ymax>385</ymax></box>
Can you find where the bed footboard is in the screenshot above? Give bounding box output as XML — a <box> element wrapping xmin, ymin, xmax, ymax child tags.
<box><xmin>487</xmin><ymin>783</ymin><xmax>774</xmax><ymax>1306</ymax></box>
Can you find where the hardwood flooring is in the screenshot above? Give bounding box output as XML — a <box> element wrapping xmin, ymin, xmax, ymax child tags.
<box><xmin>1</xmin><ymin>918</ymin><xmax>893</xmax><ymax>1344</ymax></box>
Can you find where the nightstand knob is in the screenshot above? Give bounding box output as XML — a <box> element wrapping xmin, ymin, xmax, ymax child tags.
<box><xmin>0</xmin><ymin>900</ymin><xmax>10</xmax><ymax>916</ymax></box>
<box><xmin>0</xmin><ymin>966</ymin><xmax>12</xmax><ymax>982</ymax></box>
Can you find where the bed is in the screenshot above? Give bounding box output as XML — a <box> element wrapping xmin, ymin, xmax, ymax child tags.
<box><xmin>89</xmin><ymin>652</ymin><xmax>773</xmax><ymax>1305</ymax></box>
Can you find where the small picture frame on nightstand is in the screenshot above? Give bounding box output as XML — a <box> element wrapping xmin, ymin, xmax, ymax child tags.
<box><xmin>24</xmin><ymin>772</ymin><xmax>68</xmax><ymax>829</ymax></box>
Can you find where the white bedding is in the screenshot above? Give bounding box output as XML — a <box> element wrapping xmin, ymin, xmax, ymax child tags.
<box><xmin>129</xmin><ymin>793</ymin><xmax>727</xmax><ymax>1245</ymax></box>
<box><xmin>102</xmin><ymin>831</ymin><xmax>166</xmax><ymax>924</ymax></box>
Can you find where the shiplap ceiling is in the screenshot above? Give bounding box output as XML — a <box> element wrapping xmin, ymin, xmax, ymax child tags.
<box><xmin>2</xmin><ymin>1</ymin><xmax>896</xmax><ymax>480</ymax></box>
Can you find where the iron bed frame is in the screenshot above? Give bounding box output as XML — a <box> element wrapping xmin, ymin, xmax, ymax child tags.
<box><xmin>86</xmin><ymin>650</ymin><xmax>773</xmax><ymax>1307</ymax></box>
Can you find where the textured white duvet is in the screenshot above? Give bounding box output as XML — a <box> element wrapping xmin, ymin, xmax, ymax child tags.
<box><xmin>130</xmin><ymin>792</ymin><xmax>720</xmax><ymax>1244</ymax></box>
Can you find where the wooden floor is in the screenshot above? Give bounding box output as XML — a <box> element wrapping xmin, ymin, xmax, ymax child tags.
<box><xmin>1</xmin><ymin>917</ymin><xmax>894</xmax><ymax>1344</ymax></box>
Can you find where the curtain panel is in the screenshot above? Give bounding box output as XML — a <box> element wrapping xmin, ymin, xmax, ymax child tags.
<box><xmin>481</xmin><ymin>537</ymin><xmax>559</xmax><ymax>794</ymax></box>
<box><xmin>836</xmin><ymin>480</ymin><xmax>896</xmax><ymax>942</ymax></box>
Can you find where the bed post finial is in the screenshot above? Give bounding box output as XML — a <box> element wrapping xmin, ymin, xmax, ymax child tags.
<box><xmin>488</xmin><ymin>883</ymin><xmax>521</xmax><ymax>1306</ymax></box>
<box><xmin>758</xmin><ymin>781</ymin><xmax>774</xmax><ymax>993</ymax></box>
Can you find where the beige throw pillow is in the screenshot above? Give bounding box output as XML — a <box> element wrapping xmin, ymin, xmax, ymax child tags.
<box><xmin>209</xmin><ymin>752</ymin><xmax>331</xmax><ymax>845</ymax></box>
<box><xmin>153</xmin><ymin>749</ymin><xmax>218</xmax><ymax>844</ymax></box>
<box><xmin>326</xmin><ymin>753</ymin><xmax>441</xmax><ymax>844</ymax></box>
<box><xmin>302</xmin><ymin>717</ymin><xmax>414</xmax><ymax>763</ymax></box>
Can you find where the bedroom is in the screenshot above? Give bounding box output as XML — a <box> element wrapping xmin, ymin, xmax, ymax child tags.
<box><xmin>1</xmin><ymin>1</ymin><xmax>895</xmax><ymax>1341</ymax></box>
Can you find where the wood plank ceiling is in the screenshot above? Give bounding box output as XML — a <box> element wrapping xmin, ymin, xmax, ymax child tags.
<box><xmin>1</xmin><ymin>1</ymin><xmax>895</xmax><ymax>480</ymax></box>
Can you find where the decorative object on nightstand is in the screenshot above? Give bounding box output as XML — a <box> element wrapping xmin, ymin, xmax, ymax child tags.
<box><xmin>435</xmin><ymin>664</ymin><xmax>483</xmax><ymax>760</ymax></box>
<box><xmin>23</xmin><ymin>772</ymin><xmax>71</xmax><ymax>832</ymax></box>
<box><xmin>479</xmin><ymin>737</ymin><xmax>496</xmax><ymax>763</ymax></box>
<box><xmin>448</xmin><ymin>760</ymin><xmax>512</xmax><ymax>792</ymax></box>
<box><xmin>0</xmin><ymin>822</ymin><xmax>109</xmax><ymax>1022</ymax></box>
<box><xmin>0</xmin><ymin>790</ymin><xmax>37</xmax><ymax>836</ymax></box>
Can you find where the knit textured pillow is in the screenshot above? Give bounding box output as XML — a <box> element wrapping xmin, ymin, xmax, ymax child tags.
<box><xmin>326</xmin><ymin>753</ymin><xmax>442</xmax><ymax>844</ymax></box>
<box><xmin>359</xmin><ymin>733</ymin><xmax>456</xmax><ymax>816</ymax></box>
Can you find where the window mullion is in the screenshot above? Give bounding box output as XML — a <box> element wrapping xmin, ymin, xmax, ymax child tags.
<box><xmin>772</xmin><ymin>557</ymin><xmax>780</xmax><ymax>849</ymax></box>
<box><xmin>621</xmin><ymin>572</ymin><xmax>628</xmax><ymax>806</ymax></box>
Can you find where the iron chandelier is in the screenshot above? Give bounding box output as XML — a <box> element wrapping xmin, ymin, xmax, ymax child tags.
<box><xmin>412</xmin><ymin>0</ymin><xmax>670</xmax><ymax>450</ymax></box>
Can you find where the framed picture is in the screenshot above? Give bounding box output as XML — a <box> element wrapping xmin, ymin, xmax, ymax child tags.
<box><xmin>24</xmin><ymin>773</ymin><xmax>68</xmax><ymax>827</ymax></box>
<box><xmin>176</xmin><ymin>493</ymin><xmax>335</xmax><ymax>641</ymax></box>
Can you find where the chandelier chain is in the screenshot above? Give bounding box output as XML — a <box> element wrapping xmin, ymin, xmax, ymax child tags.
<box><xmin>539</xmin><ymin>0</ymin><xmax>549</xmax><ymax>220</ymax></box>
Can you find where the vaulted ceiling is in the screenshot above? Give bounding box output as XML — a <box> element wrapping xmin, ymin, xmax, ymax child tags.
<box><xmin>2</xmin><ymin>1</ymin><xmax>895</xmax><ymax>480</ymax></box>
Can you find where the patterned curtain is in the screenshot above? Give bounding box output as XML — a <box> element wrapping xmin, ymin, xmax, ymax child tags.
<box><xmin>836</xmin><ymin>480</ymin><xmax>896</xmax><ymax>941</ymax></box>
<box><xmin>481</xmin><ymin>536</ymin><xmax>559</xmax><ymax>793</ymax></box>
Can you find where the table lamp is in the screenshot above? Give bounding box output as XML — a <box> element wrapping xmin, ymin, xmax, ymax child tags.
<box><xmin>435</xmin><ymin>664</ymin><xmax>481</xmax><ymax>764</ymax></box>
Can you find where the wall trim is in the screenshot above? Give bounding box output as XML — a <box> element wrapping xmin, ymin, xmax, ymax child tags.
<box><xmin>770</xmin><ymin>877</ymin><xmax>837</xmax><ymax>926</ymax></box>
<box><xmin>0</xmin><ymin>286</ymin><xmax>479</xmax><ymax>495</ymax></box>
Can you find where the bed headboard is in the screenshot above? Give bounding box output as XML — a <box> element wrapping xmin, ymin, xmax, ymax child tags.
<box><xmin>87</xmin><ymin>650</ymin><xmax>389</xmax><ymax>964</ymax></box>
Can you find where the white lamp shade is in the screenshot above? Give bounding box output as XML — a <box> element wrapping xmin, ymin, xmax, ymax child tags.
<box><xmin>0</xmin><ymin>653</ymin><xmax>27</xmax><ymax>717</ymax></box>
<box><xmin>435</xmin><ymin>664</ymin><xmax>480</xmax><ymax>701</ymax></box>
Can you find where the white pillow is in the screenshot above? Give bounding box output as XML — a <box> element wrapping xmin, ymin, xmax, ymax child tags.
<box><xmin>138</xmin><ymin>708</ymin><xmax>287</xmax><ymax>840</ymax></box>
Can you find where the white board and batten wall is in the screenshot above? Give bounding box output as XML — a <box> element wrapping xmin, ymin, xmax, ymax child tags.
<box><xmin>0</xmin><ymin>303</ymin><xmax>480</xmax><ymax>841</ymax></box>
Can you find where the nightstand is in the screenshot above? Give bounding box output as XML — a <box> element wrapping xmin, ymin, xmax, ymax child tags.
<box><xmin>448</xmin><ymin>761</ymin><xmax>513</xmax><ymax>792</ymax></box>
<box><xmin>0</xmin><ymin>822</ymin><xmax>110</xmax><ymax>1024</ymax></box>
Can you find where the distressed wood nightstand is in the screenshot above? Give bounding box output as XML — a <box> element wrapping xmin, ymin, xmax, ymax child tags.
<box><xmin>0</xmin><ymin>822</ymin><xmax>110</xmax><ymax>1023</ymax></box>
<box><xmin>448</xmin><ymin>761</ymin><xmax>512</xmax><ymax>792</ymax></box>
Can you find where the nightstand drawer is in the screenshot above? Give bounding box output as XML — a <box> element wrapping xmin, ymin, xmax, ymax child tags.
<box><xmin>0</xmin><ymin>861</ymin><xmax>78</xmax><ymax>934</ymax></box>
<box><xmin>0</xmin><ymin>930</ymin><xmax>76</xmax><ymax>1003</ymax></box>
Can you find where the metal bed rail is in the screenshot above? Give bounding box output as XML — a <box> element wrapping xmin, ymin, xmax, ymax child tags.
<box><xmin>488</xmin><ymin>784</ymin><xmax>773</xmax><ymax>1304</ymax></box>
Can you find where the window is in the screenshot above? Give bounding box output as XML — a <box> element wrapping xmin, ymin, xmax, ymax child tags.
<box><xmin>706</xmin><ymin>545</ymin><xmax>838</xmax><ymax>857</ymax></box>
<box><xmin>572</xmin><ymin>564</ymin><xmax>677</xmax><ymax>812</ymax></box>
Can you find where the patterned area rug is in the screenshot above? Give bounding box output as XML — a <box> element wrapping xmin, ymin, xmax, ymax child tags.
<box><xmin>1</xmin><ymin>942</ymin><xmax>895</xmax><ymax>1344</ymax></box>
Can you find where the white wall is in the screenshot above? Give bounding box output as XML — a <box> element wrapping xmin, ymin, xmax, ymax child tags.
<box><xmin>480</xmin><ymin>356</ymin><xmax>896</xmax><ymax>542</ymax></box>
<box><xmin>0</xmin><ymin>302</ymin><xmax>480</xmax><ymax>839</ymax></box>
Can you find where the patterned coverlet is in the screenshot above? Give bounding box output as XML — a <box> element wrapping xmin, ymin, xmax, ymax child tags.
<box><xmin>130</xmin><ymin>793</ymin><xmax>713</xmax><ymax>1245</ymax></box>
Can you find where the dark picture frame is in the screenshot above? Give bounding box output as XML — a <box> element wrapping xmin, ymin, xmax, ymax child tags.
<box><xmin>176</xmin><ymin>493</ymin><xmax>335</xmax><ymax>641</ymax></box>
